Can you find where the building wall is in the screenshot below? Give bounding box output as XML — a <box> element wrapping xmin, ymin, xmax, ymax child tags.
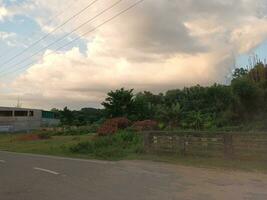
<box><xmin>0</xmin><ymin>107</ymin><xmax>59</xmax><ymax>132</ymax></box>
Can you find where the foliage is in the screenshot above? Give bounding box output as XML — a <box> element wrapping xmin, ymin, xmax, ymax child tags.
<box><xmin>97</xmin><ymin>117</ymin><xmax>131</xmax><ymax>136</ymax></box>
<box><xmin>70</xmin><ymin>131</ymin><xmax>143</xmax><ymax>159</ymax></box>
<box><xmin>54</xmin><ymin>125</ymin><xmax>99</xmax><ymax>136</ymax></box>
<box><xmin>16</xmin><ymin>133</ymin><xmax>51</xmax><ymax>141</ymax></box>
<box><xmin>102</xmin><ymin>88</ymin><xmax>135</xmax><ymax>118</ymax></box>
<box><xmin>155</xmin><ymin>103</ymin><xmax>181</xmax><ymax>127</ymax></box>
<box><xmin>53</xmin><ymin>107</ymin><xmax>104</xmax><ymax>126</ymax></box>
<box><xmin>132</xmin><ymin>120</ymin><xmax>158</xmax><ymax>131</ymax></box>
<box><xmin>232</xmin><ymin>68</ymin><xmax>248</xmax><ymax>79</ymax></box>
<box><xmin>232</xmin><ymin>77</ymin><xmax>262</xmax><ymax>118</ymax></box>
<box><xmin>37</xmin><ymin>132</ymin><xmax>52</xmax><ymax>139</ymax></box>
<box><xmin>57</xmin><ymin>61</ymin><xmax>267</xmax><ymax>132</ymax></box>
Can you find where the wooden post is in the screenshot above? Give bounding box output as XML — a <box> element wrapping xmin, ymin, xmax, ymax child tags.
<box><xmin>224</xmin><ymin>134</ymin><xmax>234</xmax><ymax>159</ymax></box>
<box><xmin>143</xmin><ymin>131</ymin><xmax>151</xmax><ymax>153</ymax></box>
<box><xmin>180</xmin><ymin>137</ymin><xmax>186</xmax><ymax>156</ymax></box>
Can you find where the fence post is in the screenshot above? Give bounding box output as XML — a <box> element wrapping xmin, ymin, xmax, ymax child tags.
<box><xmin>224</xmin><ymin>134</ymin><xmax>234</xmax><ymax>159</ymax></box>
<box><xmin>179</xmin><ymin>136</ymin><xmax>187</xmax><ymax>156</ymax></box>
<box><xmin>143</xmin><ymin>131</ymin><xmax>151</xmax><ymax>153</ymax></box>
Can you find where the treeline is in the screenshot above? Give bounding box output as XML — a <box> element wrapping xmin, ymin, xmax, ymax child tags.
<box><xmin>56</xmin><ymin>62</ymin><xmax>267</xmax><ymax>131</ymax></box>
<box><xmin>52</xmin><ymin>107</ymin><xmax>104</xmax><ymax>126</ymax></box>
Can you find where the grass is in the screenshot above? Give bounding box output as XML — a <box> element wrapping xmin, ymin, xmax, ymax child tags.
<box><xmin>0</xmin><ymin>134</ymin><xmax>95</xmax><ymax>158</ymax></box>
<box><xmin>69</xmin><ymin>131</ymin><xmax>143</xmax><ymax>160</ymax></box>
<box><xmin>0</xmin><ymin>132</ymin><xmax>267</xmax><ymax>173</ymax></box>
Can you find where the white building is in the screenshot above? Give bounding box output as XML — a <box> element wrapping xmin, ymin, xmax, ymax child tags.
<box><xmin>0</xmin><ymin>107</ymin><xmax>60</xmax><ymax>132</ymax></box>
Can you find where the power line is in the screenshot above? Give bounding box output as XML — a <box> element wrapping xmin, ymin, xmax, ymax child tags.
<box><xmin>44</xmin><ymin>0</ymin><xmax>81</xmax><ymax>25</ymax></box>
<box><xmin>0</xmin><ymin>0</ymin><xmax>145</xmax><ymax>78</ymax></box>
<box><xmin>0</xmin><ymin>0</ymin><xmax>79</xmax><ymax>60</ymax></box>
<box><xmin>0</xmin><ymin>0</ymin><xmax>123</xmax><ymax>74</ymax></box>
<box><xmin>0</xmin><ymin>0</ymin><xmax>101</xmax><ymax>67</ymax></box>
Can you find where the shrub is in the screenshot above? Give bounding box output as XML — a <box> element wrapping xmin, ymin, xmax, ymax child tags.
<box><xmin>37</xmin><ymin>132</ymin><xmax>52</xmax><ymax>139</ymax></box>
<box><xmin>132</xmin><ymin>120</ymin><xmax>158</xmax><ymax>131</ymax></box>
<box><xmin>41</xmin><ymin>125</ymin><xmax>100</xmax><ymax>136</ymax></box>
<box><xmin>70</xmin><ymin>131</ymin><xmax>143</xmax><ymax>159</ymax></box>
<box><xmin>97</xmin><ymin>117</ymin><xmax>131</xmax><ymax>136</ymax></box>
<box><xmin>16</xmin><ymin>133</ymin><xmax>51</xmax><ymax>141</ymax></box>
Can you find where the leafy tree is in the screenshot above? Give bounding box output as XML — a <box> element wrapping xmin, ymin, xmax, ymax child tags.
<box><xmin>248</xmin><ymin>62</ymin><xmax>267</xmax><ymax>83</ymax></box>
<box><xmin>60</xmin><ymin>107</ymin><xmax>74</xmax><ymax>125</ymax></box>
<box><xmin>185</xmin><ymin>111</ymin><xmax>205</xmax><ymax>130</ymax></box>
<box><xmin>205</xmin><ymin>84</ymin><xmax>233</xmax><ymax>113</ymax></box>
<box><xmin>232</xmin><ymin>68</ymin><xmax>248</xmax><ymax>79</ymax></box>
<box><xmin>102</xmin><ymin>88</ymin><xmax>135</xmax><ymax>118</ymax></box>
<box><xmin>132</xmin><ymin>93</ymin><xmax>154</xmax><ymax>120</ymax></box>
<box><xmin>155</xmin><ymin>103</ymin><xmax>181</xmax><ymax>128</ymax></box>
<box><xmin>231</xmin><ymin>77</ymin><xmax>262</xmax><ymax>118</ymax></box>
<box><xmin>56</xmin><ymin>60</ymin><xmax>267</xmax><ymax>131</ymax></box>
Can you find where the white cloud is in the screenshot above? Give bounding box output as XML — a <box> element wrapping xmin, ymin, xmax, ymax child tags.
<box><xmin>0</xmin><ymin>6</ymin><xmax>8</xmax><ymax>21</ymax></box>
<box><xmin>0</xmin><ymin>31</ymin><xmax>18</xmax><ymax>46</ymax></box>
<box><xmin>2</xmin><ymin>0</ymin><xmax>267</xmax><ymax>109</ymax></box>
<box><xmin>0</xmin><ymin>31</ymin><xmax>15</xmax><ymax>39</ymax></box>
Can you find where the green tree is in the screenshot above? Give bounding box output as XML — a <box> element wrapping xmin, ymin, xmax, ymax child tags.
<box><xmin>155</xmin><ymin>103</ymin><xmax>181</xmax><ymax>128</ymax></box>
<box><xmin>232</xmin><ymin>68</ymin><xmax>248</xmax><ymax>79</ymax></box>
<box><xmin>248</xmin><ymin>62</ymin><xmax>267</xmax><ymax>83</ymax></box>
<box><xmin>231</xmin><ymin>77</ymin><xmax>262</xmax><ymax>118</ymax></box>
<box><xmin>132</xmin><ymin>93</ymin><xmax>154</xmax><ymax>120</ymax></box>
<box><xmin>60</xmin><ymin>107</ymin><xmax>74</xmax><ymax>125</ymax></box>
<box><xmin>102</xmin><ymin>88</ymin><xmax>135</xmax><ymax>118</ymax></box>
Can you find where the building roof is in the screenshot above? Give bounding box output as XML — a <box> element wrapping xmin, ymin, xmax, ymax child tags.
<box><xmin>0</xmin><ymin>106</ymin><xmax>42</xmax><ymax>111</ymax></box>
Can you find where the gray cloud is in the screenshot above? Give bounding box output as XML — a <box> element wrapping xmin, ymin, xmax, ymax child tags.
<box><xmin>1</xmin><ymin>0</ymin><xmax>267</xmax><ymax>109</ymax></box>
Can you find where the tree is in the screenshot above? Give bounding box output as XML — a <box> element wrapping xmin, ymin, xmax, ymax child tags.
<box><xmin>248</xmin><ymin>62</ymin><xmax>267</xmax><ymax>83</ymax></box>
<box><xmin>155</xmin><ymin>103</ymin><xmax>181</xmax><ymax>128</ymax></box>
<box><xmin>205</xmin><ymin>84</ymin><xmax>233</xmax><ymax>113</ymax></box>
<box><xmin>231</xmin><ymin>77</ymin><xmax>262</xmax><ymax>118</ymax></box>
<box><xmin>102</xmin><ymin>88</ymin><xmax>135</xmax><ymax>118</ymax></box>
<box><xmin>60</xmin><ymin>107</ymin><xmax>74</xmax><ymax>125</ymax></box>
<box><xmin>232</xmin><ymin>68</ymin><xmax>248</xmax><ymax>79</ymax></box>
<box><xmin>132</xmin><ymin>92</ymin><xmax>154</xmax><ymax>120</ymax></box>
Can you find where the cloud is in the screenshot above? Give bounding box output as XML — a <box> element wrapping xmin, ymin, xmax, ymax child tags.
<box><xmin>0</xmin><ymin>31</ymin><xmax>18</xmax><ymax>46</ymax></box>
<box><xmin>0</xmin><ymin>6</ymin><xmax>8</xmax><ymax>21</ymax></box>
<box><xmin>8</xmin><ymin>41</ymin><xmax>232</xmax><ymax>109</ymax></box>
<box><xmin>2</xmin><ymin>0</ymin><xmax>267</xmax><ymax>109</ymax></box>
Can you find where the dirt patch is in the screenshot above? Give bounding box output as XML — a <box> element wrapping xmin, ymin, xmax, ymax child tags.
<box><xmin>118</xmin><ymin>160</ymin><xmax>267</xmax><ymax>200</ymax></box>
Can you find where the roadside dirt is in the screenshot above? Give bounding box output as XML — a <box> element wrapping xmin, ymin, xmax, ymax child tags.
<box><xmin>118</xmin><ymin>160</ymin><xmax>267</xmax><ymax>200</ymax></box>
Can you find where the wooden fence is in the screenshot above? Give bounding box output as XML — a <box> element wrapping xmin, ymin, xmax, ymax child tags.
<box><xmin>143</xmin><ymin>131</ymin><xmax>267</xmax><ymax>160</ymax></box>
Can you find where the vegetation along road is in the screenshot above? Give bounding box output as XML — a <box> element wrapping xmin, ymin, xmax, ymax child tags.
<box><xmin>0</xmin><ymin>151</ymin><xmax>267</xmax><ymax>200</ymax></box>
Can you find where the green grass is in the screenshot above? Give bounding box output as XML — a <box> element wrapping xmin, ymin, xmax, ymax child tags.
<box><xmin>0</xmin><ymin>133</ymin><xmax>267</xmax><ymax>173</ymax></box>
<box><xmin>0</xmin><ymin>134</ymin><xmax>95</xmax><ymax>158</ymax></box>
<box><xmin>69</xmin><ymin>131</ymin><xmax>144</xmax><ymax>160</ymax></box>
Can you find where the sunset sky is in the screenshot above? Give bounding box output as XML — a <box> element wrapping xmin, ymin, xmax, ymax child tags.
<box><xmin>0</xmin><ymin>0</ymin><xmax>267</xmax><ymax>109</ymax></box>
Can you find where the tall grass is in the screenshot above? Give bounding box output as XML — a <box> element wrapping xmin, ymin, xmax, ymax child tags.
<box><xmin>70</xmin><ymin>131</ymin><xmax>144</xmax><ymax>160</ymax></box>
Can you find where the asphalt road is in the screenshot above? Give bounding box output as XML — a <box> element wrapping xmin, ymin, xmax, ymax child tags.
<box><xmin>1</xmin><ymin>151</ymin><xmax>267</xmax><ymax>200</ymax></box>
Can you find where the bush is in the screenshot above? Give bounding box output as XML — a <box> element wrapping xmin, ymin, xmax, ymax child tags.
<box><xmin>41</xmin><ymin>125</ymin><xmax>100</xmax><ymax>136</ymax></box>
<box><xmin>97</xmin><ymin>117</ymin><xmax>131</xmax><ymax>136</ymax></box>
<box><xmin>132</xmin><ymin>120</ymin><xmax>158</xmax><ymax>131</ymax></box>
<box><xmin>37</xmin><ymin>132</ymin><xmax>52</xmax><ymax>139</ymax></box>
<box><xmin>16</xmin><ymin>133</ymin><xmax>51</xmax><ymax>141</ymax></box>
<box><xmin>70</xmin><ymin>131</ymin><xmax>143</xmax><ymax>159</ymax></box>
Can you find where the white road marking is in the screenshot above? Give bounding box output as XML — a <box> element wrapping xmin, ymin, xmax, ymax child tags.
<box><xmin>0</xmin><ymin>160</ymin><xmax>5</xmax><ymax>163</ymax></box>
<box><xmin>34</xmin><ymin>167</ymin><xmax>59</xmax><ymax>175</ymax></box>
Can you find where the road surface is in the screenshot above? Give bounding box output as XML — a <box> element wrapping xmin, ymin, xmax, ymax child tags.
<box><xmin>0</xmin><ymin>151</ymin><xmax>267</xmax><ymax>200</ymax></box>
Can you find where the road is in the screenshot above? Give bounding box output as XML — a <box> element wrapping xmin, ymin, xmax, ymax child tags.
<box><xmin>1</xmin><ymin>151</ymin><xmax>267</xmax><ymax>200</ymax></box>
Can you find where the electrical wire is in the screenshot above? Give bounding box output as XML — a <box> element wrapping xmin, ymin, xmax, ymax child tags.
<box><xmin>0</xmin><ymin>0</ymin><xmax>123</xmax><ymax>74</ymax></box>
<box><xmin>0</xmin><ymin>0</ymin><xmax>145</xmax><ymax>78</ymax></box>
<box><xmin>0</xmin><ymin>0</ymin><xmax>101</xmax><ymax>67</ymax></box>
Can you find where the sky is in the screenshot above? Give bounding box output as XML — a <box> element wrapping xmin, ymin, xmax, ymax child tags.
<box><xmin>0</xmin><ymin>0</ymin><xmax>267</xmax><ymax>110</ymax></box>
